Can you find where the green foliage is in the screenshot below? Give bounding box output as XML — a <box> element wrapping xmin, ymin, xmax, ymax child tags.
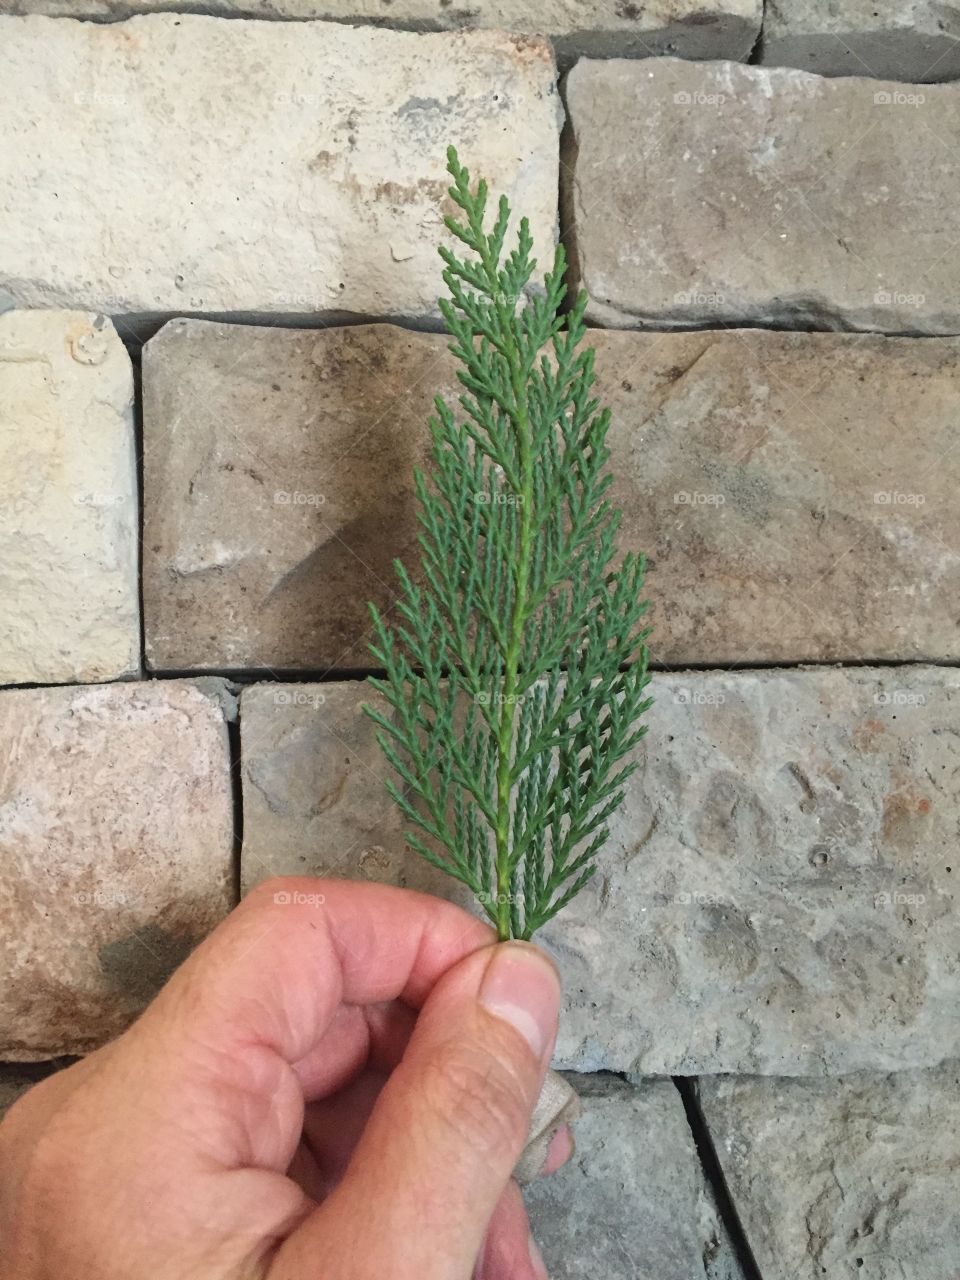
<box><xmin>364</xmin><ymin>147</ymin><xmax>652</xmax><ymax>941</ymax></box>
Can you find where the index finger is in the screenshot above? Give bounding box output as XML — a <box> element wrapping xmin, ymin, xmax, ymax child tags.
<box><xmin>143</xmin><ymin>876</ymin><xmax>493</xmax><ymax>1073</ymax></box>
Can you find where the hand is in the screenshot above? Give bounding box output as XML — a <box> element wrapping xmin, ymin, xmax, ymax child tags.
<box><xmin>0</xmin><ymin>879</ymin><xmax>569</xmax><ymax>1280</ymax></box>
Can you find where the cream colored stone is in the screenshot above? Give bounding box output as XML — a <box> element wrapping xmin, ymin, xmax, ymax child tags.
<box><xmin>0</xmin><ymin>15</ymin><xmax>559</xmax><ymax>326</ymax></box>
<box><xmin>0</xmin><ymin>311</ymin><xmax>139</xmax><ymax>685</ymax></box>
<box><xmin>0</xmin><ymin>2</ymin><xmax>762</xmax><ymax>62</ymax></box>
<box><xmin>0</xmin><ymin>680</ymin><xmax>235</xmax><ymax>1059</ymax></box>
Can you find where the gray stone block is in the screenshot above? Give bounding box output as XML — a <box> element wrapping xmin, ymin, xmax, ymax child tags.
<box><xmin>699</xmin><ymin>1064</ymin><xmax>960</xmax><ymax>1279</ymax></box>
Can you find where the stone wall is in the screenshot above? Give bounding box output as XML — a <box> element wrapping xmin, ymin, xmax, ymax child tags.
<box><xmin>1</xmin><ymin>5</ymin><xmax>958</xmax><ymax>1277</ymax></box>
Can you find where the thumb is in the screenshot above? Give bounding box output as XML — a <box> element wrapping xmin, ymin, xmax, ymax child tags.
<box><xmin>272</xmin><ymin>942</ymin><xmax>560</xmax><ymax>1280</ymax></box>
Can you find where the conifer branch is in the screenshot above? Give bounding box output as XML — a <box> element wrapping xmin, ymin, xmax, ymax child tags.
<box><xmin>365</xmin><ymin>147</ymin><xmax>652</xmax><ymax>941</ymax></box>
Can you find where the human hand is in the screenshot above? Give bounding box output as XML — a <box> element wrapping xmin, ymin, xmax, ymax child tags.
<box><xmin>0</xmin><ymin>878</ymin><xmax>570</xmax><ymax>1279</ymax></box>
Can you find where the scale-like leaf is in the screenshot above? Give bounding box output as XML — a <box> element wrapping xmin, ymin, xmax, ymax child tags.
<box><xmin>364</xmin><ymin>148</ymin><xmax>652</xmax><ymax>941</ymax></box>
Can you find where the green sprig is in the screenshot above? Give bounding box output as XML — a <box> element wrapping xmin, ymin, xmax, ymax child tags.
<box><xmin>364</xmin><ymin>147</ymin><xmax>652</xmax><ymax>941</ymax></box>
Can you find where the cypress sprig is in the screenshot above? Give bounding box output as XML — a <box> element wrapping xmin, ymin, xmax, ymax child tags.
<box><xmin>364</xmin><ymin>147</ymin><xmax>652</xmax><ymax>941</ymax></box>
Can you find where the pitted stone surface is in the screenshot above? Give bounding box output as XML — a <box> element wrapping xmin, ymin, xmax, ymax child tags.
<box><xmin>565</xmin><ymin>57</ymin><xmax>960</xmax><ymax>333</ymax></box>
<box><xmin>0</xmin><ymin>15</ymin><xmax>559</xmax><ymax>325</ymax></box>
<box><xmin>525</xmin><ymin>1075</ymin><xmax>746</xmax><ymax>1280</ymax></box>
<box><xmin>0</xmin><ymin>311</ymin><xmax>139</xmax><ymax>685</ymax></box>
<box><xmin>240</xmin><ymin>682</ymin><xmax>456</xmax><ymax>897</ymax></box>
<box><xmin>0</xmin><ymin>680</ymin><xmax>235</xmax><ymax>1059</ymax></box>
<box><xmin>761</xmin><ymin>2</ymin><xmax>960</xmax><ymax>83</ymax></box>
<box><xmin>144</xmin><ymin>322</ymin><xmax>960</xmax><ymax>668</ymax></box>
<box><xmin>598</xmin><ymin>328</ymin><xmax>960</xmax><ymax>664</ymax></box>
<box><xmin>699</xmin><ymin>1065</ymin><xmax>960</xmax><ymax>1279</ymax></box>
<box><xmin>239</xmin><ymin>667</ymin><xmax>960</xmax><ymax>1075</ymax></box>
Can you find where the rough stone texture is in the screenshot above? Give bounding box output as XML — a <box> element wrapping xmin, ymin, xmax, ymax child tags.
<box><xmin>761</xmin><ymin>2</ymin><xmax>960</xmax><ymax>83</ymax></box>
<box><xmin>144</xmin><ymin>321</ymin><xmax>960</xmax><ymax>668</ymax></box>
<box><xmin>142</xmin><ymin>320</ymin><xmax>460</xmax><ymax>673</ymax></box>
<box><xmin>240</xmin><ymin>668</ymin><xmax>960</xmax><ymax>1075</ymax></box>
<box><xmin>240</xmin><ymin>682</ymin><xmax>446</xmax><ymax>893</ymax></box>
<box><xmin>600</xmin><ymin>329</ymin><xmax>960</xmax><ymax>664</ymax></box>
<box><xmin>0</xmin><ymin>2</ymin><xmax>763</xmax><ymax>62</ymax></box>
<box><xmin>699</xmin><ymin>1064</ymin><xmax>960</xmax><ymax>1279</ymax></box>
<box><xmin>525</xmin><ymin>1075</ymin><xmax>745</xmax><ymax>1280</ymax></box>
<box><xmin>0</xmin><ymin>15</ymin><xmax>559</xmax><ymax>327</ymax></box>
<box><xmin>0</xmin><ymin>680</ymin><xmax>235</xmax><ymax>1059</ymax></box>
<box><xmin>0</xmin><ymin>311</ymin><xmax>139</xmax><ymax>685</ymax></box>
<box><xmin>566</xmin><ymin>57</ymin><xmax>960</xmax><ymax>334</ymax></box>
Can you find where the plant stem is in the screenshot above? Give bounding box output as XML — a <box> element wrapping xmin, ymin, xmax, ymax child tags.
<box><xmin>492</xmin><ymin>284</ymin><xmax>534</xmax><ymax>941</ymax></box>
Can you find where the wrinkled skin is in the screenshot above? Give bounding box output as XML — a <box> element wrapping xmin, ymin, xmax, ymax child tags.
<box><xmin>0</xmin><ymin>878</ymin><xmax>572</xmax><ymax>1280</ymax></box>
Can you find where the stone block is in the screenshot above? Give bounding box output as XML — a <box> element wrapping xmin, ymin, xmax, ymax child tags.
<box><xmin>699</xmin><ymin>1064</ymin><xmax>960</xmax><ymax>1279</ymax></box>
<box><xmin>238</xmin><ymin>667</ymin><xmax>960</xmax><ymax>1075</ymax></box>
<box><xmin>565</xmin><ymin>57</ymin><xmax>960</xmax><ymax>332</ymax></box>
<box><xmin>526</xmin><ymin>1075</ymin><xmax>746</xmax><ymax>1280</ymax></box>
<box><xmin>144</xmin><ymin>322</ymin><xmax>960</xmax><ymax>667</ymax></box>
<box><xmin>761</xmin><ymin>2</ymin><xmax>960</xmax><ymax>83</ymax></box>
<box><xmin>0</xmin><ymin>679</ymin><xmax>235</xmax><ymax>1059</ymax></box>
<box><xmin>0</xmin><ymin>15</ymin><xmax>559</xmax><ymax>327</ymax></box>
<box><xmin>0</xmin><ymin>311</ymin><xmax>138</xmax><ymax>685</ymax></box>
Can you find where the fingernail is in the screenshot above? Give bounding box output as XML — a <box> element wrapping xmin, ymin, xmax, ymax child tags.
<box><xmin>539</xmin><ymin>1123</ymin><xmax>574</xmax><ymax>1176</ymax></box>
<box><xmin>528</xmin><ymin>1231</ymin><xmax>549</xmax><ymax>1279</ymax></box>
<box><xmin>479</xmin><ymin>943</ymin><xmax>560</xmax><ymax>1061</ymax></box>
